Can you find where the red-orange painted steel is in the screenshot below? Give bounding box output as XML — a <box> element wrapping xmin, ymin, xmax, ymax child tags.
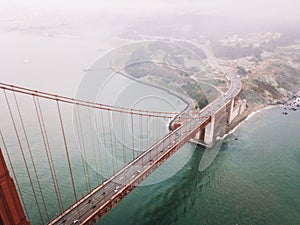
<box><xmin>0</xmin><ymin>149</ymin><xmax>30</xmax><ymax>225</ymax></box>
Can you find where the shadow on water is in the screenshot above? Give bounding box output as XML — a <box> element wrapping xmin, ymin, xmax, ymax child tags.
<box><xmin>98</xmin><ymin>145</ymin><xmax>228</xmax><ymax>225</ymax></box>
<box><xmin>99</xmin><ymin>108</ymin><xmax>300</xmax><ymax>225</ymax></box>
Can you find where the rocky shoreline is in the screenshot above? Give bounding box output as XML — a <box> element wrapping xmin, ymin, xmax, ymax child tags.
<box><xmin>225</xmin><ymin>93</ymin><xmax>300</xmax><ymax>138</ymax></box>
<box><xmin>283</xmin><ymin>95</ymin><xmax>300</xmax><ymax>113</ymax></box>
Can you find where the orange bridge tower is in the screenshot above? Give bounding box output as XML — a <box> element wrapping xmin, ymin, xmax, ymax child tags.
<box><xmin>0</xmin><ymin>148</ymin><xmax>29</xmax><ymax>225</ymax></box>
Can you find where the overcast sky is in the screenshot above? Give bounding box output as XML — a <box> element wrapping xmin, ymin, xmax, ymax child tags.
<box><xmin>1</xmin><ymin>0</ymin><xmax>300</xmax><ymax>19</ymax></box>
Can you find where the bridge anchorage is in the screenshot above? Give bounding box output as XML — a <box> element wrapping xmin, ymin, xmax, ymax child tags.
<box><xmin>0</xmin><ymin>70</ymin><xmax>244</xmax><ymax>224</ymax></box>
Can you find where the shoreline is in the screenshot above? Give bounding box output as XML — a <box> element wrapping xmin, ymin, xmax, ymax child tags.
<box><xmin>224</xmin><ymin>92</ymin><xmax>300</xmax><ymax>139</ymax></box>
<box><xmin>223</xmin><ymin>104</ymin><xmax>282</xmax><ymax>139</ymax></box>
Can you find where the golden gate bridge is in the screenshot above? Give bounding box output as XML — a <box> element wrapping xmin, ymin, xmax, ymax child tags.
<box><xmin>0</xmin><ymin>71</ymin><xmax>244</xmax><ymax>225</ymax></box>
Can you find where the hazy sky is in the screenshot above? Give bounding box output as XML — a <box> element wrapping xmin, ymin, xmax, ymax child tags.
<box><xmin>1</xmin><ymin>0</ymin><xmax>300</xmax><ymax>19</ymax></box>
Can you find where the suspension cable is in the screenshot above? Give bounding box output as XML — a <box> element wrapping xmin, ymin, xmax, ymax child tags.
<box><xmin>33</xmin><ymin>96</ymin><xmax>63</xmax><ymax>213</ymax></box>
<box><xmin>113</xmin><ymin>113</ymin><xmax>118</xmax><ymax>172</ymax></box>
<box><xmin>75</xmin><ymin>104</ymin><xmax>91</xmax><ymax>192</ymax></box>
<box><xmin>0</xmin><ymin>82</ymin><xmax>211</xmax><ymax>123</ymax></box>
<box><xmin>120</xmin><ymin>112</ymin><xmax>126</xmax><ymax>164</ymax></box>
<box><xmin>36</xmin><ymin>97</ymin><xmax>64</xmax><ymax>211</ymax></box>
<box><xmin>13</xmin><ymin>92</ymin><xmax>50</xmax><ymax>221</ymax></box>
<box><xmin>88</xmin><ymin>108</ymin><xmax>100</xmax><ymax>184</ymax></box>
<box><xmin>147</xmin><ymin>113</ymin><xmax>151</xmax><ymax>160</ymax></box>
<box><xmin>0</xmin><ymin>82</ymin><xmax>179</xmax><ymax>117</ymax></box>
<box><xmin>93</xmin><ymin>113</ymin><xmax>105</xmax><ymax>183</ymax></box>
<box><xmin>139</xmin><ymin>114</ymin><xmax>143</xmax><ymax>154</ymax></box>
<box><xmin>100</xmin><ymin>110</ymin><xmax>109</xmax><ymax>179</ymax></box>
<box><xmin>56</xmin><ymin>101</ymin><xmax>78</xmax><ymax>202</ymax></box>
<box><xmin>107</xmin><ymin>110</ymin><xmax>115</xmax><ymax>175</ymax></box>
<box><xmin>130</xmin><ymin>111</ymin><xmax>135</xmax><ymax>159</ymax></box>
<box><xmin>3</xmin><ymin>90</ymin><xmax>44</xmax><ymax>224</ymax></box>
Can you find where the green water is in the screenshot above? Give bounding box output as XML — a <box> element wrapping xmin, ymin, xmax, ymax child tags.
<box><xmin>99</xmin><ymin>107</ymin><xmax>300</xmax><ymax>225</ymax></box>
<box><xmin>1</xmin><ymin>31</ymin><xmax>299</xmax><ymax>225</ymax></box>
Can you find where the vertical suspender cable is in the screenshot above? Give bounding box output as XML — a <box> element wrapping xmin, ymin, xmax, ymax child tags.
<box><xmin>139</xmin><ymin>114</ymin><xmax>143</xmax><ymax>164</ymax></box>
<box><xmin>155</xmin><ymin>116</ymin><xmax>157</xmax><ymax>145</ymax></box>
<box><xmin>36</xmin><ymin>97</ymin><xmax>63</xmax><ymax>211</ymax></box>
<box><xmin>112</xmin><ymin>112</ymin><xmax>118</xmax><ymax>171</ymax></box>
<box><xmin>139</xmin><ymin>114</ymin><xmax>143</xmax><ymax>153</ymax></box>
<box><xmin>75</xmin><ymin>104</ymin><xmax>91</xmax><ymax>192</ymax></box>
<box><xmin>3</xmin><ymin>90</ymin><xmax>44</xmax><ymax>224</ymax></box>
<box><xmin>157</xmin><ymin>116</ymin><xmax>159</xmax><ymax>142</ymax></box>
<box><xmin>74</xmin><ymin>106</ymin><xmax>89</xmax><ymax>192</ymax></box>
<box><xmin>147</xmin><ymin>112</ymin><xmax>151</xmax><ymax>160</ymax></box>
<box><xmin>107</xmin><ymin>110</ymin><xmax>115</xmax><ymax>174</ymax></box>
<box><xmin>156</xmin><ymin>117</ymin><xmax>159</xmax><ymax>155</ymax></box>
<box><xmin>13</xmin><ymin>92</ymin><xmax>50</xmax><ymax>222</ymax></box>
<box><xmin>94</xmin><ymin>113</ymin><xmax>105</xmax><ymax>184</ymax></box>
<box><xmin>130</xmin><ymin>111</ymin><xmax>134</xmax><ymax>160</ymax></box>
<box><xmin>120</xmin><ymin>112</ymin><xmax>126</xmax><ymax>164</ymax></box>
<box><xmin>100</xmin><ymin>110</ymin><xmax>109</xmax><ymax>179</ymax></box>
<box><xmin>88</xmin><ymin>108</ymin><xmax>100</xmax><ymax>184</ymax></box>
<box><xmin>56</xmin><ymin>101</ymin><xmax>78</xmax><ymax>203</ymax></box>
<box><xmin>33</xmin><ymin>96</ymin><xmax>63</xmax><ymax>213</ymax></box>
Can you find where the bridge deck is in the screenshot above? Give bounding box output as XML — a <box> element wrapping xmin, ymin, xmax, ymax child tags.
<box><xmin>49</xmin><ymin>114</ymin><xmax>210</xmax><ymax>225</ymax></box>
<box><xmin>49</xmin><ymin>73</ymin><xmax>241</xmax><ymax>225</ymax></box>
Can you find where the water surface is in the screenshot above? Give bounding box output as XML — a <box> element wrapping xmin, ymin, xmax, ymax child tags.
<box><xmin>99</xmin><ymin>107</ymin><xmax>300</xmax><ymax>225</ymax></box>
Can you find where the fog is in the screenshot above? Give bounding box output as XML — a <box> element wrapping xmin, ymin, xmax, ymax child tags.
<box><xmin>0</xmin><ymin>0</ymin><xmax>299</xmax><ymax>95</ymax></box>
<box><xmin>1</xmin><ymin>0</ymin><xmax>300</xmax><ymax>19</ymax></box>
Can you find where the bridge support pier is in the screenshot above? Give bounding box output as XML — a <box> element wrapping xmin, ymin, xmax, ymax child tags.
<box><xmin>228</xmin><ymin>97</ymin><xmax>235</xmax><ymax>124</ymax></box>
<box><xmin>204</xmin><ymin>114</ymin><xmax>215</xmax><ymax>147</ymax></box>
<box><xmin>0</xmin><ymin>149</ymin><xmax>29</xmax><ymax>225</ymax></box>
<box><xmin>228</xmin><ymin>97</ymin><xmax>247</xmax><ymax>124</ymax></box>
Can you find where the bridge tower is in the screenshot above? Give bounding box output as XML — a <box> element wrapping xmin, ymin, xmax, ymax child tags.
<box><xmin>0</xmin><ymin>148</ymin><xmax>29</xmax><ymax>225</ymax></box>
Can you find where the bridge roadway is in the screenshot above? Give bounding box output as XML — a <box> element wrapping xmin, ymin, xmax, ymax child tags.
<box><xmin>49</xmin><ymin>73</ymin><xmax>241</xmax><ymax>225</ymax></box>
